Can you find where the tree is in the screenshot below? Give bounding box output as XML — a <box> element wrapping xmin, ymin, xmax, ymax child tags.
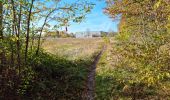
<box><xmin>0</xmin><ymin>1</ymin><xmax>3</xmax><ymax>39</ymax></box>
<box><xmin>25</xmin><ymin>0</ymin><xmax>34</xmax><ymax>62</ymax></box>
<box><xmin>0</xmin><ymin>0</ymin><xmax>95</xmax><ymax>98</ymax></box>
<box><xmin>35</xmin><ymin>0</ymin><xmax>94</xmax><ymax>55</ymax></box>
<box><xmin>105</xmin><ymin>0</ymin><xmax>170</xmax><ymax>99</ymax></box>
<box><xmin>0</xmin><ymin>0</ymin><xmax>4</xmax><ymax>69</ymax></box>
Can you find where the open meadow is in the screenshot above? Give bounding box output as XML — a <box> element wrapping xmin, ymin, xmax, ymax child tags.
<box><xmin>42</xmin><ymin>38</ymin><xmax>104</xmax><ymax>60</ymax></box>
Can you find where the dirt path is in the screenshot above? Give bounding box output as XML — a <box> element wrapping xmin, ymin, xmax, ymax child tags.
<box><xmin>83</xmin><ymin>45</ymin><xmax>107</xmax><ymax>100</ymax></box>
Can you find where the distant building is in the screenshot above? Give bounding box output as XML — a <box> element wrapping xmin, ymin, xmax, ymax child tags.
<box><xmin>42</xmin><ymin>30</ymin><xmax>116</xmax><ymax>38</ymax></box>
<box><xmin>74</xmin><ymin>31</ymin><xmax>103</xmax><ymax>38</ymax></box>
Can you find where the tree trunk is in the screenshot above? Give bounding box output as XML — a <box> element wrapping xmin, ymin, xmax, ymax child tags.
<box><xmin>0</xmin><ymin>1</ymin><xmax>3</xmax><ymax>39</ymax></box>
<box><xmin>0</xmin><ymin>1</ymin><xmax>5</xmax><ymax>70</ymax></box>
<box><xmin>10</xmin><ymin>20</ymin><xmax>15</xmax><ymax>67</ymax></box>
<box><xmin>25</xmin><ymin>0</ymin><xmax>34</xmax><ymax>63</ymax></box>
<box><xmin>65</xmin><ymin>26</ymin><xmax>68</xmax><ymax>32</ymax></box>
<box><xmin>16</xmin><ymin>2</ymin><xmax>22</xmax><ymax>75</ymax></box>
<box><xmin>11</xmin><ymin>0</ymin><xmax>21</xmax><ymax>75</ymax></box>
<box><xmin>36</xmin><ymin>8</ymin><xmax>57</xmax><ymax>55</ymax></box>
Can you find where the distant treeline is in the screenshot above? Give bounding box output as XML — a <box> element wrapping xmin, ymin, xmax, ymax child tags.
<box><xmin>43</xmin><ymin>31</ymin><xmax>75</xmax><ymax>38</ymax></box>
<box><xmin>43</xmin><ymin>31</ymin><xmax>117</xmax><ymax>38</ymax></box>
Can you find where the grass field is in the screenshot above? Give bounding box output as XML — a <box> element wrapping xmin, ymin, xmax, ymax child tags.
<box><xmin>42</xmin><ymin>38</ymin><xmax>104</xmax><ymax>60</ymax></box>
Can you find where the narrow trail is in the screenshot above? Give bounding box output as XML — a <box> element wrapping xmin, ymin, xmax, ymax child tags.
<box><xmin>83</xmin><ymin>45</ymin><xmax>107</xmax><ymax>100</ymax></box>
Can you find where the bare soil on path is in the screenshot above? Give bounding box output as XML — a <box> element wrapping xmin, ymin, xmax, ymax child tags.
<box><xmin>82</xmin><ymin>45</ymin><xmax>107</xmax><ymax>100</ymax></box>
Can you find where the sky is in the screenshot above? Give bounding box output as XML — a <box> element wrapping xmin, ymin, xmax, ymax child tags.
<box><xmin>41</xmin><ymin>0</ymin><xmax>120</xmax><ymax>33</ymax></box>
<box><xmin>66</xmin><ymin>0</ymin><xmax>119</xmax><ymax>33</ymax></box>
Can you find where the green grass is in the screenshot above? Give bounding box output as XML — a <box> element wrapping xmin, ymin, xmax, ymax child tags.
<box><xmin>95</xmin><ymin>44</ymin><xmax>116</xmax><ymax>100</ymax></box>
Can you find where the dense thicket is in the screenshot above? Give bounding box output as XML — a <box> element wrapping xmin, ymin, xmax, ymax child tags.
<box><xmin>105</xmin><ymin>0</ymin><xmax>170</xmax><ymax>99</ymax></box>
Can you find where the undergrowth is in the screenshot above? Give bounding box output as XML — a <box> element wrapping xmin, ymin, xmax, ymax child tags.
<box><xmin>1</xmin><ymin>49</ymin><xmax>97</xmax><ymax>100</ymax></box>
<box><xmin>95</xmin><ymin>42</ymin><xmax>170</xmax><ymax>100</ymax></box>
<box><xmin>27</xmin><ymin>50</ymin><xmax>96</xmax><ymax>100</ymax></box>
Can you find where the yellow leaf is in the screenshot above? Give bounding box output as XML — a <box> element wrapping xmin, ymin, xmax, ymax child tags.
<box><xmin>154</xmin><ymin>0</ymin><xmax>161</xmax><ymax>9</ymax></box>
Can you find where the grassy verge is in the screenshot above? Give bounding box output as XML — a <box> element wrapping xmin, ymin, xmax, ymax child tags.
<box><xmin>95</xmin><ymin>43</ymin><xmax>116</xmax><ymax>100</ymax></box>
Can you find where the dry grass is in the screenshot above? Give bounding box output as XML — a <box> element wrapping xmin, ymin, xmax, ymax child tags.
<box><xmin>42</xmin><ymin>38</ymin><xmax>104</xmax><ymax>60</ymax></box>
